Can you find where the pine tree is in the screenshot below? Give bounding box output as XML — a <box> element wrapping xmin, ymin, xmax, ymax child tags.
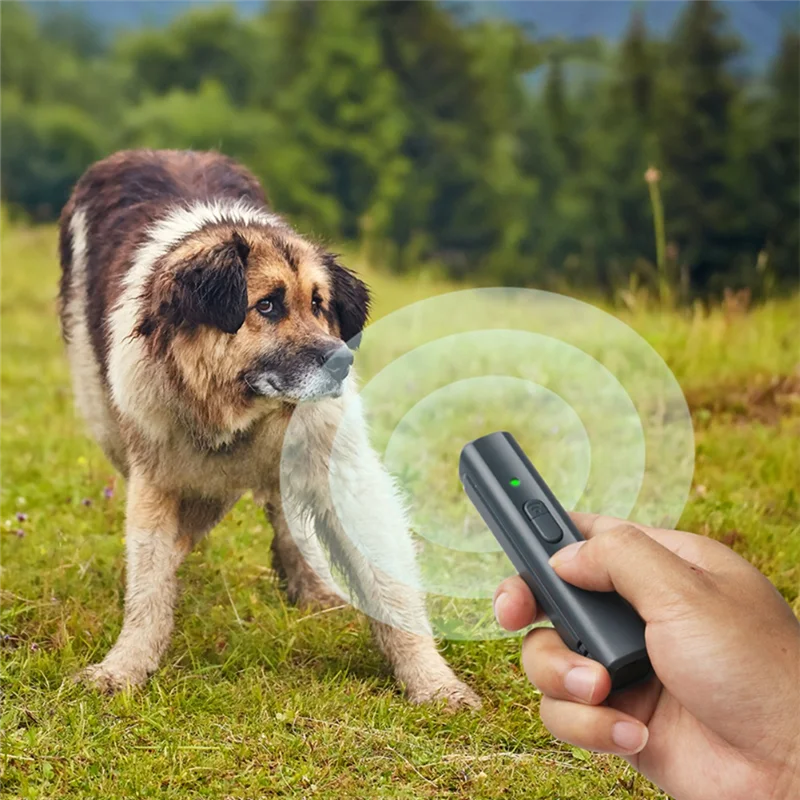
<box><xmin>540</xmin><ymin>38</ymin><xmax>600</xmax><ymax>172</ymax></box>
<box><xmin>615</xmin><ymin>7</ymin><xmax>654</xmax><ymax>126</ymax></box>
<box><xmin>370</xmin><ymin>0</ymin><xmax>497</xmax><ymax>273</ymax></box>
<box><xmin>658</xmin><ymin>0</ymin><xmax>742</xmax><ymax>292</ymax></box>
<box><xmin>601</xmin><ymin>8</ymin><xmax>662</xmax><ymax>287</ymax></box>
<box><xmin>559</xmin><ymin>9</ymin><xmax>661</xmax><ymax>295</ymax></box>
<box><xmin>255</xmin><ymin>1</ymin><xmax>412</xmax><ymax>243</ymax></box>
<box><xmin>764</xmin><ymin>30</ymin><xmax>800</xmax><ymax>284</ymax></box>
<box><xmin>544</xmin><ymin>55</ymin><xmax>570</xmax><ymax>158</ymax></box>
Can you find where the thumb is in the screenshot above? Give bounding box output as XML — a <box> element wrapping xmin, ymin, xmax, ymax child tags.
<box><xmin>550</xmin><ymin>524</ymin><xmax>712</xmax><ymax>623</ymax></box>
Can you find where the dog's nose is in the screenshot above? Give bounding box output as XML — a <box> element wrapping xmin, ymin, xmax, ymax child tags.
<box><xmin>322</xmin><ymin>345</ymin><xmax>354</xmax><ymax>382</ymax></box>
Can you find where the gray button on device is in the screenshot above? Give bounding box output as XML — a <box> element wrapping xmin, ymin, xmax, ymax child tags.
<box><xmin>523</xmin><ymin>500</ymin><xmax>564</xmax><ymax>543</ymax></box>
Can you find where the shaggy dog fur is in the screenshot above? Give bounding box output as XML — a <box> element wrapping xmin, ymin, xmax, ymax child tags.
<box><xmin>59</xmin><ymin>149</ymin><xmax>479</xmax><ymax>709</ymax></box>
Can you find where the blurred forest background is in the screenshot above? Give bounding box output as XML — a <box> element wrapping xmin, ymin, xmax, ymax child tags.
<box><xmin>1</xmin><ymin>0</ymin><xmax>798</xmax><ymax>299</ymax></box>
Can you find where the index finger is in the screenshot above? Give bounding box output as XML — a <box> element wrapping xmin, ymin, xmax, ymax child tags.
<box><xmin>569</xmin><ymin>512</ymin><xmax>722</xmax><ymax>571</ymax></box>
<box><xmin>570</xmin><ymin>511</ymin><xmax>687</xmax><ymax>541</ymax></box>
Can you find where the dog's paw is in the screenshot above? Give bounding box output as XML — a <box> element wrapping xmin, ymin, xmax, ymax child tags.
<box><xmin>406</xmin><ymin>676</ymin><xmax>482</xmax><ymax>712</ymax></box>
<box><xmin>74</xmin><ymin>659</ymin><xmax>149</xmax><ymax>694</ymax></box>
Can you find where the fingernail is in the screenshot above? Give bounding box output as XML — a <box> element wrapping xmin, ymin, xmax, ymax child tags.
<box><xmin>611</xmin><ymin>721</ymin><xmax>649</xmax><ymax>754</ymax></box>
<box><xmin>549</xmin><ymin>541</ymin><xmax>585</xmax><ymax>569</ymax></box>
<box><xmin>493</xmin><ymin>591</ymin><xmax>510</xmax><ymax>624</ymax></box>
<box><xmin>563</xmin><ymin>666</ymin><xmax>598</xmax><ymax>702</ymax></box>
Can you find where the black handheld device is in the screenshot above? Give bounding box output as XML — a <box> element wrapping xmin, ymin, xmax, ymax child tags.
<box><xmin>460</xmin><ymin>431</ymin><xmax>652</xmax><ymax>692</ymax></box>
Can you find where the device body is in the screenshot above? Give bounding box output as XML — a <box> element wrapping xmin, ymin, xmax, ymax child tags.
<box><xmin>460</xmin><ymin>431</ymin><xmax>652</xmax><ymax>692</ymax></box>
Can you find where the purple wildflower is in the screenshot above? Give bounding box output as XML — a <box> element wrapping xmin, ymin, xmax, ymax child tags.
<box><xmin>15</xmin><ymin>512</ymin><xmax>28</xmax><ymax>522</ymax></box>
<box><xmin>103</xmin><ymin>486</ymin><xmax>114</xmax><ymax>499</ymax></box>
<box><xmin>81</xmin><ymin>498</ymin><xmax>92</xmax><ymax>507</ymax></box>
<box><xmin>14</xmin><ymin>529</ymin><xmax>25</xmax><ymax>538</ymax></box>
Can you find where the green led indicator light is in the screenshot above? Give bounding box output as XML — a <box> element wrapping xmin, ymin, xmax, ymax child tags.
<box><xmin>509</xmin><ymin>478</ymin><xmax>521</xmax><ymax>487</ymax></box>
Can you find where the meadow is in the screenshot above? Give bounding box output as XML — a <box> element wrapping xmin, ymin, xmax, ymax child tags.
<box><xmin>2</xmin><ymin>220</ymin><xmax>799</xmax><ymax>799</ymax></box>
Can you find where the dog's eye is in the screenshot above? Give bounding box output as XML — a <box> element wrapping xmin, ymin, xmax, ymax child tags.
<box><xmin>256</xmin><ymin>299</ymin><xmax>274</xmax><ymax>316</ymax></box>
<box><xmin>254</xmin><ymin>288</ymin><xmax>286</xmax><ymax>320</ymax></box>
<box><xmin>311</xmin><ymin>297</ymin><xmax>323</xmax><ymax>315</ymax></box>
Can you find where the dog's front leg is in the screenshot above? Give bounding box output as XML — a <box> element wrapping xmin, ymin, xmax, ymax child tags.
<box><xmin>290</xmin><ymin>433</ymin><xmax>480</xmax><ymax>710</ymax></box>
<box><xmin>265</xmin><ymin>498</ymin><xmax>345</xmax><ymax>611</ymax></box>
<box><xmin>78</xmin><ymin>470</ymin><xmax>188</xmax><ymax>693</ymax></box>
<box><xmin>311</xmin><ymin>501</ymin><xmax>481</xmax><ymax>710</ymax></box>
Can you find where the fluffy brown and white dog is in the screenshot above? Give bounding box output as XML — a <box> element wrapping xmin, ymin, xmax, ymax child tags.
<box><xmin>59</xmin><ymin>149</ymin><xmax>479</xmax><ymax>709</ymax></box>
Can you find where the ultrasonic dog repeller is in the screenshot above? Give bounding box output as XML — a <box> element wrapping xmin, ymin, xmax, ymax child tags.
<box><xmin>460</xmin><ymin>430</ymin><xmax>652</xmax><ymax>691</ymax></box>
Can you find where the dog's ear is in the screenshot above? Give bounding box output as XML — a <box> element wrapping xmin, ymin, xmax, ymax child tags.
<box><xmin>169</xmin><ymin>232</ymin><xmax>250</xmax><ymax>334</ymax></box>
<box><xmin>325</xmin><ymin>254</ymin><xmax>370</xmax><ymax>349</ymax></box>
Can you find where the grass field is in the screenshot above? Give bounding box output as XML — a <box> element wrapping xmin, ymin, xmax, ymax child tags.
<box><xmin>2</xmin><ymin>221</ymin><xmax>799</xmax><ymax>799</ymax></box>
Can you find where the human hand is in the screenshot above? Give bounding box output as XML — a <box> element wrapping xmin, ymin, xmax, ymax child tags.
<box><xmin>494</xmin><ymin>513</ymin><xmax>800</xmax><ymax>800</ymax></box>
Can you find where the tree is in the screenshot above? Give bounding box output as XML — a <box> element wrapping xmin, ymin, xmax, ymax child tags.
<box><xmin>587</xmin><ymin>8</ymin><xmax>662</xmax><ymax>288</ymax></box>
<box><xmin>463</xmin><ymin>19</ymin><xmax>542</xmax><ymax>282</ymax></box>
<box><xmin>615</xmin><ymin>7</ymin><xmax>654</xmax><ymax>125</ymax></box>
<box><xmin>539</xmin><ymin>35</ymin><xmax>603</xmax><ymax>167</ymax></box>
<box><xmin>116</xmin><ymin>6</ymin><xmax>264</xmax><ymax>106</ymax></box>
<box><xmin>1</xmin><ymin>92</ymin><xmax>110</xmax><ymax>220</ymax></box>
<box><xmin>0</xmin><ymin>3</ymin><xmax>119</xmax><ymax>218</ymax></box>
<box><xmin>1</xmin><ymin>1</ymin><xmax>48</xmax><ymax>103</ymax></box>
<box><xmin>763</xmin><ymin>30</ymin><xmax>800</xmax><ymax>285</ymax></box>
<box><xmin>38</xmin><ymin>4</ymin><xmax>107</xmax><ymax>58</ymax></box>
<box><xmin>371</xmin><ymin>0</ymin><xmax>498</xmax><ymax>272</ymax></box>
<box><xmin>658</xmin><ymin>0</ymin><xmax>743</xmax><ymax>291</ymax></box>
<box><xmin>248</xmin><ymin>1</ymin><xmax>412</xmax><ymax>243</ymax></box>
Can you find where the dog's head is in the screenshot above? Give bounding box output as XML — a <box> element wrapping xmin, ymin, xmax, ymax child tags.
<box><xmin>140</xmin><ymin>224</ymin><xmax>370</xmax><ymax>405</ymax></box>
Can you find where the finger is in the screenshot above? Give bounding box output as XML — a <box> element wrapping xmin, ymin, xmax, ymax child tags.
<box><xmin>570</xmin><ymin>511</ymin><xmax>694</xmax><ymax>552</ymax></box>
<box><xmin>493</xmin><ymin>575</ymin><xmax>542</xmax><ymax>630</ymax></box>
<box><xmin>550</xmin><ymin>524</ymin><xmax>712</xmax><ymax>622</ymax></box>
<box><xmin>569</xmin><ymin>512</ymin><xmax>733</xmax><ymax>571</ymax></box>
<box><xmin>570</xmin><ymin>511</ymin><xmax>674</xmax><ymax>539</ymax></box>
<box><xmin>521</xmin><ymin>626</ymin><xmax>611</xmax><ymax>705</ymax></box>
<box><xmin>539</xmin><ymin>696</ymin><xmax>649</xmax><ymax>756</ymax></box>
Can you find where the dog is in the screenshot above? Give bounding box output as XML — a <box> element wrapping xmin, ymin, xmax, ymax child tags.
<box><xmin>58</xmin><ymin>149</ymin><xmax>479</xmax><ymax>709</ymax></box>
